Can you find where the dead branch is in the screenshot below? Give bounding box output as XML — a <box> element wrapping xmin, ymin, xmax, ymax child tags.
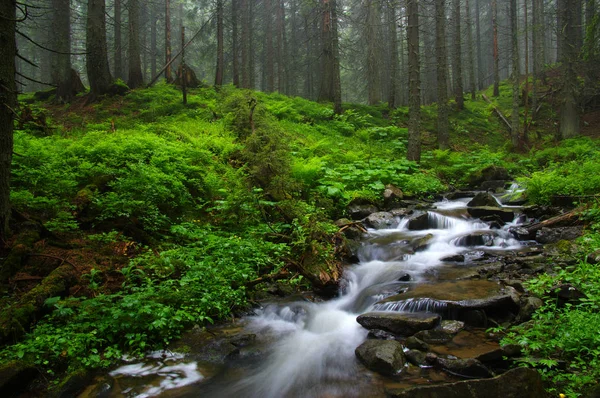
<box><xmin>482</xmin><ymin>93</ymin><xmax>512</xmax><ymax>131</ymax></box>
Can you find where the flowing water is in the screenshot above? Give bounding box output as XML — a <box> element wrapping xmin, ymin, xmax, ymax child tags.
<box><xmin>101</xmin><ymin>196</ymin><xmax>527</xmax><ymax>398</ymax></box>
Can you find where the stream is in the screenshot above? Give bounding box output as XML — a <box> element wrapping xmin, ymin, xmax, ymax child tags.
<box><xmin>85</xmin><ymin>194</ymin><xmax>533</xmax><ymax>398</ymax></box>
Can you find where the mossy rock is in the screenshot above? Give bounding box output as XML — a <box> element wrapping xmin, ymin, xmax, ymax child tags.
<box><xmin>50</xmin><ymin>368</ymin><xmax>92</xmax><ymax>398</ymax></box>
<box><xmin>0</xmin><ymin>360</ymin><xmax>39</xmax><ymax>396</ymax></box>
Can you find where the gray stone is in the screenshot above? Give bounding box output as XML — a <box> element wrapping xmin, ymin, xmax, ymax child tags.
<box><xmin>357</xmin><ymin>312</ymin><xmax>440</xmax><ymax>336</ymax></box>
<box><xmin>404</xmin><ymin>336</ymin><xmax>429</xmax><ymax>351</ymax></box>
<box><xmin>536</xmin><ymin>226</ymin><xmax>583</xmax><ymax>244</ymax></box>
<box><xmin>348</xmin><ymin>202</ymin><xmax>379</xmax><ymax>220</ymax></box>
<box><xmin>453</xmin><ymin>231</ymin><xmax>497</xmax><ymax>247</ymax></box>
<box><xmin>467</xmin><ymin>192</ymin><xmax>502</xmax><ymax>208</ymax></box>
<box><xmin>384</xmin><ymin>185</ymin><xmax>404</xmax><ymax>208</ymax></box>
<box><xmin>481</xmin><ymin>180</ymin><xmax>508</xmax><ymax>191</ymax></box>
<box><xmin>435</xmin><ymin>357</ymin><xmax>493</xmax><ymax>378</ymax></box>
<box><xmin>413</xmin><ymin>329</ymin><xmax>454</xmax><ymax>344</ymax></box>
<box><xmin>407</xmin><ymin>212</ymin><xmax>431</xmax><ymax>230</ymax></box>
<box><xmin>440</xmin><ymin>320</ymin><xmax>465</xmax><ymax>334</ymax></box>
<box><xmin>441</xmin><ymin>254</ymin><xmax>465</xmax><ymax>262</ymax></box>
<box><xmin>411</xmin><ymin>233</ymin><xmax>434</xmax><ymax>252</ymax></box>
<box><xmin>518</xmin><ymin>296</ymin><xmax>543</xmax><ymax>322</ymax></box>
<box><xmin>365</xmin><ymin>212</ymin><xmax>398</xmax><ymax>229</ymax></box>
<box><xmin>405</xmin><ymin>349</ymin><xmax>428</xmax><ymax>367</ymax></box>
<box><xmin>468</xmin><ymin>207</ymin><xmax>516</xmax><ymax>222</ymax></box>
<box><xmin>387</xmin><ymin>367</ymin><xmax>548</xmax><ymax>398</ymax></box>
<box><xmin>588</xmin><ymin>249</ymin><xmax>600</xmax><ymax>265</ymax></box>
<box><xmin>355</xmin><ymin>339</ymin><xmax>405</xmax><ymax>376</ymax></box>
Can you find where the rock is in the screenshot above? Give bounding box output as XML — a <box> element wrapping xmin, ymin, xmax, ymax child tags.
<box><xmin>365</xmin><ymin>212</ymin><xmax>398</xmax><ymax>229</ymax></box>
<box><xmin>469</xmin><ymin>166</ymin><xmax>511</xmax><ymax>186</ymax></box>
<box><xmin>355</xmin><ymin>339</ymin><xmax>406</xmax><ymax>376</ymax></box>
<box><xmin>481</xmin><ymin>180</ymin><xmax>508</xmax><ymax>191</ymax></box>
<box><xmin>435</xmin><ymin>357</ymin><xmax>494</xmax><ymax>378</ymax></box>
<box><xmin>536</xmin><ymin>226</ymin><xmax>583</xmax><ymax>244</ymax></box>
<box><xmin>390</xmin><ymin>208</ymin><xmax>413</xmax><ymax>217</ymax></box>
<box><xmin>405</xmin><ymin>349</ymin><xmax>428</xmax><ymax>367</ymax></box>
<box><xmin>522</xmin><ymin>205</ymin><xmax>562</xmax><ymax>220</ymax></box>
<box><xmin>384</xmin><ymin>184</ymin><xmax>404</xmax><ymax>208</ymax></box>
<box><xmin>56</xmin><ymin>369</ymin><xmax>92</xmax><ymax>398</ymax></box>
<box><xmin>411</xmin><ymin>233</ymin><xmax>434</xmax><ymax>252</ymax></box>
<box><xmin>404</xmin><ymin>336</ymin><xmax>429</xmax><ymax>351</ymax></box>
<box><xmin>387</xmin><ymin>367</ymin><xmax>548</xmax><ymax>398</ymax></box>
<box><xmin>461</xmin><ymin>310</ymin><xmax>488</xmax><ymax>327</ymax></box>
<box><xmin>467</xmin><ymin>192</ymin><xmax>501</xmax><ymax>207</ymax></box>
<box><xmin>445</xmin><ymin>191</ymin><xmax>477</xmax><ymax>200</ymax></box>
<box><xmin>0</xmin><ymin>361</ymin><xmax>39</xmax><ymax>396</ymax></box>
<box><xmin>510</xmin><ymin>226</ymin><xmax>533</xmax><ymax>240</ymax></box>
<box><xmin>553</xmin><ymin>283</ymin><xmax>587</xmax><ymax>304</ymax></box>
<box><xmin>407</xmin><ymin>212</ymin><xmax>430</xmax><ymax>230</ymax></box>
<box><xmin>440</xmin><ymin>320</ymin><xmax>465</xmax><ymax>334</ymax></box>
<box><xmin>398</xmin><ymin>273</ymin><xmax>412</xmax><ymax>282</ymax></box>
<box><xmin>467</xmin><ymin>207</ymin><xmax>515</xmax><ymax>222</ymax></box>
<box><xmin>413</xmin><ymin>329</ymin><xmax>454</xmax><ymax>344</ymax></box>
<box><xmin>588</xmin><ymin>249</ymin><xmax>600</xmax><ymax>265</ymax></box>
<box><xmin>517</xmin><ymin>296</ymin><xmax>543</xmax><ymax>322</ymax></box>
<box><xmin>357</xmin><ymin>312</ymin><xmax>440</xmax><ymax>336</ymax></box>
<box><xmin>452</xmin><ymin>231</ymin><xmax>496</xmax><ymax>247</ymax></box>
<box><xmin>368</xmin><ymin>329</ymin><xmax>397</xmax><ymax>340</ymax></box>
<box><xmin>348</xmin><ymin>198</ymin><xmax>379</xmax><ymax>220</ymax></box>
<box><xmin>441</xmin><ymin>254</ymin><xmax>465</xmax><ymax>262</ymax></box>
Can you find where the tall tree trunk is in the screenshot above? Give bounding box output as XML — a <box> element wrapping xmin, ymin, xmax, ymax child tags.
<box><xmin>87</xmin><ymin>0</ymin><xmax>113</xmax><ymax>97</ymax></box>
<box><xmin>114</xmin><ymin>0</ymin><xmax>123</xmax><ymax>80</ymax></box>
<box><xmin>276</xmin><ymin>0</ymin><xmax>286</xmax><ymax>93</ymax></box>
<box><xmin>215</xmin><ymin>0</ymin><xmax>224</xmax><ymax>86</ymax></box>
<box><xmin>241</xmin><ymin>0</ymin><xmax>250</xmax><ymax>88</ymax></box>
<box><xmin>248</xmin><ymin>0</ymin><xmax>256</xmax><ymax>88</ymax></box>
<box><xmin>265</xmin><ymin>0</ymin><xmax>275</xmax><ymax>92</ymax></box>
<box><xmin>0</xmin><ymin>0</ymin><xmax>16</xmax><ymax>244</ymax></box>
<box><xmin>150</xmin><ymin>2</ymin><xmax>157</xmax><ymax>79</ymax></box>
<box><xmin>128</xmin><ymin>0</ymin><xmax>144</xmax><ymax>88</ymax></box>
<box><xmin>51</xmin><ymin>0</ymin><xmax>73</xmax><ymax>102</ymax></box>
<box><xmin>407</xmin><ymin>0</ymin><xmax>421</xmax><ymax>162</ymax></box>
<box><xmin>475</xmin><ymin>0</ymin><xmax>483</xmax><ymax>89</ymax></box>
<box><xmin>288</xmin><ymin>0</ymin><xmax>299</xmax><ymax>95</ymax></box>
<box><xmin>510</xmin><ymin>0</ymin><xmax>521</xmax><ymax>149</ymax></box>
<box><xmin>465</xmin><ymin>0</ymin><xmax>476</xmax><ymax>100</ymax></box>
<box><xmin>436</xmin><ymin>0</ymin><xmax>450</xmax><ymax>150</ymax></box>
<box><xmin>532</xmin><ymin>0</ymin><xmax>544</xmax><ymax>111</ymax></box>
<box><xmin>165</xmin><ymin>0</ymin><xmax>172</xmax><ymax>82</ymax></box>
<box><xmin>492</xmin><ymin>0</ymin><xmax>500</xmax><ymax>96</ymax></box>
<box><xmin>560</xmin><ymin>0</ymin><xmax>581</xmax><ymax>139</ymax></box>
<box><xmin>366</xmin><ymin>0</ymin><xmax>382</xmax><ymax>105</ymax></box>
<box><xmin>523</xmin><ymin>0</ymin><xmax>529</xmax><ymax>142</ymax></box>
<box><xmin>232</xmin><ymin>0</ymin><xmax>240</xmax><ymax>86</ymax></box>
<box><xmin>331</xmin><ymin>0</ymin><xmax>342</xmax><ymax>114</ymax></box>
<box><xmin>387</xmin><ymin>0</ymin><xmax>399</xmax><ymax>108</ymax></box>
<box><xmin>452</xmin><ymin>0</ymin><xmax>464</xmax><ymax>109</ymax></box>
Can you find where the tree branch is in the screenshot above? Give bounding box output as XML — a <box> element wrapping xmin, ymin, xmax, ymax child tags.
<box><xmin>17</xmin><ymin>29</ymin><xmax>88</xmax><ymax>55</ymax></box>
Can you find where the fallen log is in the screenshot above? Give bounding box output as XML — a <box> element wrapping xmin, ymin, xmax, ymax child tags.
<box><xmin>519</xmin><ymin>209</ymin><xmax>581</xmax><ymax>239</ymax></box>
<box><xmin>482</xmin><ymin>94</ymin><xmax>512</xmax><ymax>131</ymax></box>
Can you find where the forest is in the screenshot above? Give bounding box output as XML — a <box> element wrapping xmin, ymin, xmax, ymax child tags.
<box><xmin>1</xmin><ymin>0</ymin><xmax>600</xmax><ymax>397</ymax></box>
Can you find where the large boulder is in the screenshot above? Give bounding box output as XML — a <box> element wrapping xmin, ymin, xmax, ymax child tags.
<box><xmin>387</xmin><ymin>367</ymin><xmax>548</xmax><ymax>398</ymax></box>
<box><xmin>467</xmin><ymin>207</ymin><xmax>516</xmax><ymax>223</ymax></box>
<box><xmin>435</xmin><ymin>357</ymin><xmax>493</xmax><ymax>378</ymax></box>
<box><xmin>535</xmin><ymin>226</ymin><xmax>583</xmax><ymax>244</ymax></box>
<box><xmin>407</xmin><ymin>212</ymin><xmax>431</xmax><ymax>230</ymax></box>
<box><xmin>383</xmin><ymin>184</ymin><xmax>404</xmax><ymax>208</ymax></box>
<box><xmin>348</xmin><ymin>200</ymin><xmax>379</xmax><ymax>220</ymax></box>
<box><xmin>469</xmin><ymin>166</ymin><xmax>511</xmax><ymax>187</ymax></box>
<box><xmin>365</xmin><ymin>212</ymin><xmax>398</xmax><ymax>230</ymax></box>
<box><xmin>357</xmin><ymin>312</ymin><xmax>440</xmax><ymax>336</ymax></box>
<box><xmin>467</xmin><ymin>192</ymin><xmax>501</xmax><ymax>208</ymax></box>
<box><xmin>452</xmin><ymin>231</ymin><xmax>497</xmax><ymax>247</ymax></box>
<box><xmin>355</xmin><ymin>339</ymin><xmax>406</xmax><ymax>376</ymax></box>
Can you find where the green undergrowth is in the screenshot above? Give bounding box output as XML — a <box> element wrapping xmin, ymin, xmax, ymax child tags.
<box><xmin>499</xmin><ymin>204</ymin><xmax>600</xmax><ymax>397</ymax></box>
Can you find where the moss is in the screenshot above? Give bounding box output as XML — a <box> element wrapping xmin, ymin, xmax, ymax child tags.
<box><xmin>0</xmin><ymin>360</ymin><xmax>39</xmax><ymax>396</ymax></box>
<box><xmin>50</xmin><ymin>368</ymin><xmax>91</xmax><ymax>398</ymax></box>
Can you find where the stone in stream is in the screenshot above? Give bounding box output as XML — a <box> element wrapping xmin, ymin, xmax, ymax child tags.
<box><xmin>435</xmin><ymin>357</ymin><xmax>493</xmax><ymax>378</ymax></box>
<box><xmin>355</xmin><ymin>339</ymin><xmax>406</xmax><ymax>376</ymax></box>
<box><xmin>405</xmin><ymin>349</ymin><xmax>428</xmax><ymax>367</ymax></box>
<box><xmin>386</xmin><ymin>367</ymin><xmax>548</xmax><ymax>398</ymax></box>
<box><xmin>467</xmin><ymin>192</ymin><xmax>502</xmax><ymax>208</ymax></box>
<box><xmin>364</xmin><ymin>212</ymin><xmax>398</xmax><ymax>229</ymax></box>
<box><xmin>347</xmin><ymin>199</ymin><xmax>379</xmax><ymax>220</ymax></box>
<box><xmin>410</xmin><ymin>233</ymin><xmax>434</xmax><ymax>252</ymax></box>
<box><xmin>404</xmin><ymin>336</ymin><xmax>429</xmax><ymax>351</ymax></box>
<box><xmin>406</xmin><ymin>212</ymin><xmax>430</xmax><ymax>230</ymax></box>
<box><xmin>467</xmin><ymin>206</ymin><xmax>516</xmax><ymax>222</ymax></box>
<box><xmin>441</xmin><ymin>254</ymin><xmax>465</xmax><ymax>262</ymax></box>
<box><xmin>535</xmin><ymin>226</ymin><xmax>583</xmax><ymax>244</ymax></box>
<box><xmin>357</xmin><ymin>312</ymin><xmax>441</xmax><ymax>336</ymax></box>
<box><xmin>452</xmin><ymin>231</ymin><xmax>497</xmax><ymax>247</ymax></box>
<box><xmin>383</xmin><ymin>184</ymin><xmax>404</xmax><ymax>208</ymax></box>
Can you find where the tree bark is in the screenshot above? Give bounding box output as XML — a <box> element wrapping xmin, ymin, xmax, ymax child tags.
<box><xmin>436</xmin><ymin>0</ymin><xmax>450</xmax><ymax>150</ymax></box>
<box><xmin>465</xmin><ymin>0</ymin><xmax>476</xmax><ymax>100</ymax></box>
<box><xmin>475</xmin><ymin>0</ymin><xmax>483</xmax><ymax>89</ymax></box>
<box><xmin>366</xmin><ymin>0</ymin><xmax>382</xmax><ymax>105</ymax></box>
<box><xmin>532</xmin><ymin>0</ymin><xmax>544</xmax><ymax>112</ymax></box>
<box><xmin>150</xmin><ymin>2</ymin><xmax>157</xmax><ymax>79</ymax></box>
<box><xmin>0</xmin><ymin>0</ymin><xmax>16</xmax><ymax>245</ymax></box>
<box><xmin>276</xmin><ymin>0</ymin><xmax>286</xmax><ymax>93</ymax></box>
<box><xmin>510</xmin><ymin>0</ymin><xmax>521</xmax><ymax>149</ymax></box>
<box><xmin>215</xmin><ymin>0</ymin><xmax>224</xmax><ymax>86</ymax></box>
<box><xmin>232</xmin><ymin>0</ymin><xmax>240</xmax><ymax>86</ymax></box>
<box><xmin>387</xmin><ymin>0</ymin><xmax>399</xmax><ymax>108</ymax></box>
<box><xmin>452</xmin><ymin>0</ymin><xmax>464</xmax><ymax>109</ymax></box>
<box><xmin>492</xmin><ymin>0</ymin><xmax>500</xmax><ymax>96</ymax></box>
<box><xmin>318</xmin><ymin>0</ymin><xmax>342</xmax><ymax>114</ymax></box>
<box><xmin>407</xmin><ymin>0</ymin><xmax>421</xmax><ymax>162</ymax></box>
<box><xmin>86</xmin><ymin>0</ymin><xmax>113</xmax><ymax>97</ymax></box>
<box><xmin>51</xmin><ymin>0</ymin><xmax>73</xmax><ymax>102</ymax></box>
<box><xmin>114</xmin><ymin>0</ymin><xmax>123</xmax><ymax>80</ymax></box>
<box><xmin>331</xmin><ymin>0</ymin><xmax>342</xmax><ymax>114</ymax></box>
<box><xmin>241</xmin><ymin>0</ymin><xmax>250</xmax><ymax>88</ymax></box>
<box><xmin>265</xmin><ymin>0</ymin><xmax>275</xmax><ymax>92</ymax></box>
<box><xmin>560</xmin><ymin>0</ymin><xmax>581</xmax><ymax>139</ymax></box>
<box><xmin>128</xmin><ymin>0</ymin><xmax>144</xmax><ymax>88</ymax></box>
<box><xmin>165</xmin><ymin>0</ymin><xmax>173</xmax><ymax>83</ymax></box>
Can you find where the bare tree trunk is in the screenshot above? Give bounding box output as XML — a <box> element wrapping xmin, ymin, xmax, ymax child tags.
<box><xmin>465</xmin><ymin>0</ymin><xmax>476</xmax><ymax>100</ymax></box>
<box><xmin>407</xmin><ymin>0</ymin><xmax>421</xmax><ymax>162</ymax></box>
<box><xmin>114</xmin><ymin>0</ymin><xmax>123</xmax><ymax>80</ymax></box>
<box><xmin>475</xmin><ymin>0</ymin><xmax>483</xmax><ymax>89</ymax></box>
<box><xmin>331</xmin><ymin>0</ymin><xmax>342</xmax><ymax>114</ymax></box>
<box><xmin>523</xmin><ymin>0</ymin><xmax>529</xmax><ymax>142</ymax></box>
<box><xmin>215</xmin><ymin>0</ymin><xmax>224</xmax><ymax>86</ymax></box>
<box><xmin>452</xmin><ymin>0</ymin><xmax>464</xmax><ymax>109</ymax></box>
<box><xmin>87</xmin><ymin>0</ymin><xmax>113</xmax><ymax>97</ymax></box>
<box><xmin>510</xmin><ymin>0</ymin><xmax>521</xmax><ymax>149</ymax></box>
<box><xmin>150</xmin><ymin>2</ymin><xmax>157</xmax><ymax>79</ymax></box>
<box><xmin>492</xmin><ymin>0</ymin><xmax>500</xmax><ymax>96</ymax></box>
<box><xmin>387</xmin><ymin>0</ymin><xmax>399</xmax><ymax>108</ymax></box>
<box><xmin>128</xmin><ymin>0</ymin><xmax>144</xmax><ymax>88</ymax></box>
<box><xmin>532</xmin><ymin>0</ymin><xmax>544</xmax><ymax>112</ymax></box>
<box><xmin>232</xmin><ymin>0</ymin><xmax>240</xmax><ymax>86</ymax></box>
<box><xmin>249</xmin><ymin>0</ymin><xmax>256</xmax><ymax>88</ymax></box>
<box><xmin>241</xmin><ymin>0</ymin><xmax>250</xmax><ymax>88</ymax></box>
<box><xmin>277</xmin><ymin>0</ymin><xmax>286</xmax><ymax>93</ymax></box>
<box><xmin>366</xmin><ymin>0</ymin><xmax>382</xmax><ymax>105</ymax></box>
<box><xmin>560</xmin><ymin>0</ymin><xmax>581</xmax><ymax>139</ymax></box>
<box><xmin>265</xmin><ymin>0</ymin><xmax>275</xmax><ymax>92</ymax></box>
<box><xmin>0</xmin><ymin>0</ymin><xmax>16</xmax><ymax>245</ymax></box>
<box><xmin>165</xmin><ymin>0</ymin><xmax>172</xmax><ymax>82</ymax></box>
<box><xmin>436</xmin><ymin>0</ymin><xmax>450</xmax><ymax>150</ymax></box>
<box><xmin>51</xmin><ymin>0</ymin><xmax>73</xmax><ymax>102</ymax></box>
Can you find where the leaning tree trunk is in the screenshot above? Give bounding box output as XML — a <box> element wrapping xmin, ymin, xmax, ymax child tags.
<box><xmin>436</xmin><ymin>0</ymin><xmax>450</xmax><ymax>150</ymax></box>
<box><xmin>127</xmin><ymin>0</ymin><xmax>144</xmax><ymax>88</ymax></box>
<box><xmin>331</xmin><ymin>0</ymin><xmax>342</xmax><ymax>114</ymax></box>
<box><xmin>407</xmin><ymin>0</ymin><xmax>421</xmax><ymax>162</ymax></box>
<box><xmin>86</xmin><ymin>0</ymin><xmax>113</xmax><ymax>97</ymax></box>
<box><xmin>0</xmin><ymin>0</ymin><xmax>16</xmax><ymax>245</ymax></box>
<box><xmin>51</xmin><ymin>0</ymin><xmax>73</xmax><ymax>102</ymax></box>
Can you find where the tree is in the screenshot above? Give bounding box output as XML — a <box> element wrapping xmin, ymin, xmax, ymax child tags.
<box><xmin>559</xmin><ymin>0</ymin><xmax>581</xmax><ymax>139</ymax></box>
<box><xmin>128</xmin><ymin>0</ymin><xmax>144</xmax><ymax>88</ymax></box>
<box><xmin>465</xmin><ymin>0</ymin><xmax>476</xmax><ymax>100</ymax></box>
<box><xmin>510</xmin><ymin>0</ymin><xmax>521</xmax><ymax>148</ymax></box>
<box><xmin>114</xmin><ymin>0</ymin><xmax>123</xmax><ymax>80</ymax></box>
<box><xmin>86</xmin><ymin>0</ymin><xmax>113</xmax><ymax>98</ymax></box>
<box><xmin>232</xmin><ymin>0</ymin><xmax>240</xmax><ymax>86</ymax></box>
<box><xmin>51</xmin><ymin>0</ymin><xmax>74</xmax><ymax>102</ymax></box>
<box><xmin>532</xmin><ymin>0</ymin><xmax>545</xmax><ymax>112</ymax></box>
<box><xmin>386</xmin><ymin>0</ymin><xmax>399</xmax><ymax>108</ymax></box>
<box><xmin>365</xmin><ymin>0</ymin><xmax>382</xmax><ymax>105</ymax></box>
<box><xmin>318</xmin><ymin>0</ymin><xmax>342</xmax><ymax>114</ymax></box>
<box><xmin>452</xmin><ymin>0</ymin><xmax>464</xmax><ymax>109</ymax></box>
<box><xmin>407</xmin><ymin>0</ymin><xmax>421</xmax><ymax>161</ymax></box>
<box><xmin>265</xmin><ymin>0</ymin><xmax>275</xmax><ymax>92</ymax></box>
<box><xmin>435</xmin><ymin>0</ymin><xmax>450</xmax><ymax>150</ymax></box>
<box><xmin>165</xmin><ymin>0</ymin><xmax>173</xmax><ymax>82</ymax></box>
<box><xmin>492</xmin><ymin>0</ymin><xmax>500</xmax><ymax>96</ymax></box>
<box><xmin>0</xmin><ymin>0</ymin><xmax>16</xmax><ymax>245</ymax></box>
<box><xmin>215</xmin><ymin>0</ymin><xmax>224</xmax><ymax>86</ymax></box>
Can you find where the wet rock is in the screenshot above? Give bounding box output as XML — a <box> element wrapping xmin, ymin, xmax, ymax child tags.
<box><xmin>461</xmin><ymin>310</ymin><xmax>488</xmax><ymax>327</ymax></box>
<box><xmin>357</xmin><ymin>312</ymin><xmax>441</xmax><ymax>336</ymax></box>
<box><xmin>355</xmin><ymin>339</ymin><xmax>406</xmax><ymax>376</ymax></box>
<box><xmin>522</xmin><ymin>205</ymin><xmax>562</xmax><ymax>220</ymax></box>
<box><xmin>480</xmin><ymin>214</ymin><xmax>506</xmax><ymax>226</ymax></box>
<box><xmin>390</xmin><ymin>208</ymin><xmax>413</xmax><ymax>218</ymax></box>
<box><xmin>536</xmin><ymin>226</ymin><xmax>583</xmax><ymax>244</ymax></box>
<box><xmin>56</xmin><ymin>369</ymin><xmax>93</xmax><ymax>398</ymax></box>
<box><xmin>553</xmin><ymin>283</ymin><xmax>587</xmax><ymax>304</ymax></box>
<box><xmin>404</xmin><ymin>336</ymin><xmax>429</xmax><ymax>351</ymax></box>
<box><xmin>413</xmin><ymin>329</ymin><xmax>454</xmax><ymax>344</ymax></box>
<box><xmin>445</xmin><ymin>191</ymin><xmax>477</xmax><ymax>200</ymax></box>
<box><xmin>84</xmin><ymin>377</ymin><xmax>114</xmax><ymax>398</ymax></box>
<box><xmin>348</xmin><ymin>199</ymin><xmax>379</xmax><ymax>220</ymax></box>
<box><xmin>587</xmin><ymin>249</ymin><xmax>600</xmax><ymax>265</ymax></box>
<box><xmin>453</xmin><ymin>231</ymin><xmax>496</xmax><ymax>247</ymax></box>
<box><xmin>0</xmin><ymin>361</ymin><xmax>39</xmax><ymax>396</ymax></box>
<box><xmin>384</xmin><ymin>184</ymin><xmax>404</xmax><ymax>208</ymax></box>
<box><xmin>467</xmin><ymin>207</ymin><xmax>515</xmax><ymax>222</ymax></box>
<box><xmin>387</xmin><ymin>367</ymin><xmax>548</xmax><ymax>398</ymax></box>
<box><xmin>335</xmin><ymin>218</ymin><xmax>365</xmax><ymax>240</ymax></box>
<box><xmin>441</xmin><ymin>254</ymin><xmax>465</xmax><ymax>262</ymax></box>
<box><xmin>405</xmin><ymin>349</ymin><xmax>428</xmax><ymax>367</ymax></box>
<box><xmin>469</xmin><ymin>166</ymin><xmax>511</xmax><ymax>186</ymax></box>
<box><xmin>398</xmin><ymin>273</ymin><xmax>411</xmax><ymax>282</ymax></box>
<box><xmin>365</xmin><ymin>212</ymin><xmax>398</xmax><ymax>229</ymax></box>
<box><xmin>467</xmin><ymin>192</ymin><xmax>502</xmax><ymax>208</ymax></box>
<box><xmin>510</xmin><ymin>226</ymin><xmax>533</xmax><ymax>240</ymax></box>
<box><xmin>481</xmin><ymin>180</ymin><xmax>508</xmax><ymax>192</ymax></box>
<box><xmin>407</xmin><ymin>212</ymin><xmax>430</xmax><ymax>230</ymax></box>
<box><xmin>368</xmin><ymin>329</ymin><xmax>397</xmax><ymax>340</ymax></box>
<box><xmin>411</xmin><ymin>233</ymin><xmax>434</xmax><ymax>252</ymax></box>
<box><xmin>517</xmin><ymin>296</ymin><xmax>543</xmax><ymax>322</ymax></box>
<box><xmin>440</xmin><ymin>320</ymin><xmax>465</xmax><ymax>334</ymax></box>
<box><xmin>435</xmin><ymin>357</ymin><xmax>493</xmax><ymax>378</ymax></box>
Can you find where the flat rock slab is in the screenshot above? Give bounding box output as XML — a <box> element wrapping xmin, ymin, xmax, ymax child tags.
<box><xmin>387</xmin><ymin>367</ymin><xmax>548</xmax><ymax>398</ymax></box>
<box><xmin>357</xmin><ymin>312</ymin><xmax>440</xmax><ymax>336</ymax></box>
<box><xmin>355</xmin><ymin>339</ymin><xmax>405</xmax><ymax>376</ymax></box>
<box><xmin>467</xmin><ymin>207</ymin><xmax>516</xmax><ymax>223</ymax></box>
